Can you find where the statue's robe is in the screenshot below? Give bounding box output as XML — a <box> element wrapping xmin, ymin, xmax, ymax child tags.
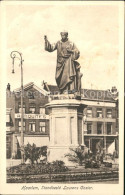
<box><xmin>45</xmin><ymin>39</ymin><xmax>80</xmax><ymax>93</ymax></box>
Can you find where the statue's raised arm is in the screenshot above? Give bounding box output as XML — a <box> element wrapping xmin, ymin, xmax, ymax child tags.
<box><xmin>44</xmin><ymin>35</ymin><xmax>48</xmax><ymax>41</ymax></box>
<box><xmin>44</xmin><ymin>35</ymin><xmax>57</xmax><ymax>52</ymax></box>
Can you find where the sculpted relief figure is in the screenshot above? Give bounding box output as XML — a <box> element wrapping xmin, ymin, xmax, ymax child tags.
<box><xmin>44</xmin><ymin>31</ymin><xmax>82</xmax><ymax>95</ymax></box>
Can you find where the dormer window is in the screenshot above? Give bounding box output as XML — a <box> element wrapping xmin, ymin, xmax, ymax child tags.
<box><xmin>28</xmin><ymin>91</ymin><xmax>34</xmax><ymax>99</ymax></box>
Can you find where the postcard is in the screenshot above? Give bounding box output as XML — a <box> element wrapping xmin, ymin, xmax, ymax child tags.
<box><xmin>0</xmin><ymin>1</ymin><xmax>124</xmax><ymax>195</ymax></box>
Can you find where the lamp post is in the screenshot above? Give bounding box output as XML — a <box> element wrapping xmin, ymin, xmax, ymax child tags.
<box><xmin>10</xmin><ymin>51</ymin><xmax>24</xmax><ymax>164</ymax></box>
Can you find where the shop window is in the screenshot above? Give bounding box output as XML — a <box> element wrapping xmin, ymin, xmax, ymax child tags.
<box><xmin>18</xmin><ymin>103</ymin><xmax>25</xmax><ymax>113</ymax></box>
<box><xmin>39</xmin><ymin>122</ymin><xmax>45</xmax><ymax>133</ymax></box>
<box><xmin>40</xmin><ymin>107</ymin><xmax>45</xmax><ymax>114</ymax></box>
<box><xmin>97</xmin><ymin>108</ymin><xmax>103</xmax><ymax>118</ymax></box>
<box><xmin>29</xmin><ymin>122</ymin><xmax>35</xmax><ymax>132</ymax></box>
<box><xmin>19</xmin><ymin>121</ymin><xmax>25</xmax><ymax>132</ymax></box>
<box><xmin>87</xmin><ymin>108</ymin><xmax>92</xmax><ymax>117</ymax></box>
<box><xmin>107</xmin><ymin>109</ymin><xmax>112</xmax><ymax>118</ymax></box>
<box><xmin>87</xmin><ymin>123</ymin><xmax>92</xmax><ymax>134</ymax></box>
<box><xmin>29</xmin><ymin>104</ymin><xmax>36</xmax><ymax>114</ymax></box>
<box><xmin>107</xmin><ymin>123</ymin><xmax>112</xmax><ymax>134</ymax></box>
<box><xmin>97</xmin><ymin>123</ymin><xmax>103</xmax><ymax>134</ymax></box>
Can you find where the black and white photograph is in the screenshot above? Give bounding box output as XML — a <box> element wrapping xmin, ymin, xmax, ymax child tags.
<box><xmin>0</xmin><ymin>1</ymin><xmax>124</xmax><ymax>195</ymax></box>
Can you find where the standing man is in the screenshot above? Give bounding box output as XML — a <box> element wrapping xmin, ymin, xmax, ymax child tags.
<box><xmin>44</xmin><ymin>31</ymin><xmax>82</xmax><ymax>95</ymax></box>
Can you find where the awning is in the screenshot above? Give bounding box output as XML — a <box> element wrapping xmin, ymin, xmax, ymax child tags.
<box><xmin>17</xmin><ymin>136</ymin><xmax>49</xmax><ymax>147</ymax></box>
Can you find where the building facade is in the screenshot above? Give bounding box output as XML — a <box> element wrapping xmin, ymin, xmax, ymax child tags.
<box><xmin>82</xmin><ymin>89</ymin><xmax>119</xmax><ymax>155</ymax></box>
<box><xmin>6</xmin><ymin>82</ymin><xmax>50</xmax><ymax>159</ymax></box>
<box><xmin>6</xmin><ymin>82</ymin><xmax>119</xmax><ymax>159</ymax></box>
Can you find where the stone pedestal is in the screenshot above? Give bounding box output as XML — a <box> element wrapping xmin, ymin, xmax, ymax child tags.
<box><xmin>46</xmin><ymin>98</ymin><xmax>86</xmax><ymax>165</ymax></box>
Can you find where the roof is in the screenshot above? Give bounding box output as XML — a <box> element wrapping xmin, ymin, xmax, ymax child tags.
<box><xmin>42</xmin><ymin>82</ymin><xmax>59</xmax><ymax>93</ymax></box>
<box><xmin>14</xmin><ymin>82</ymin><xmax>50</xmax><ymax>96</ymax></box>
<box><xmin>81</xmin><ymin>89</ymin><xmax>117</xmax><ymax>102</ymax></box>
<box><xmin>45</xmin><ymin>84</ymin><xmax>117</xmax><ymax>102</ymax></box>
<box><xmin>14</xmin><ymin>82</ymin><xmax>34</xmax><ymax>92</ymax></box>
<box><xmin>13</xmin><ymin>82</ymin><xmax>118</xmax><ymax>102</ymax></box>
<box><xmin>48</xmin><ymin>85</ymin><xmax>59</xmax><ymax>93</ymax></box>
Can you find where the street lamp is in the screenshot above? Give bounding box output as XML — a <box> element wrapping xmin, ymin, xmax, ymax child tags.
<box><xmin>10</xmin><ymin>51</ymin><xmax>24</xmax><ymax>164</ymax></box>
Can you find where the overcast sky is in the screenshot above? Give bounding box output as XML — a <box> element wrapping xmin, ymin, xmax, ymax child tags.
<box><xmin>5</xmin><ymin>2</ymin><xmax>120</xmax><ymax>91</ymax></box>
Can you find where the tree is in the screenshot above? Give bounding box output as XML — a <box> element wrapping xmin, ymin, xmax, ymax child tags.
<box><xmin>65</xmin><ymin>147</ymin><xmax>88</xmax><ymax>166</ymax></box>
<box><xmin>24</xmin><ymin>143</ymin><xmax>47</xmax><ymax>164</ymax></box>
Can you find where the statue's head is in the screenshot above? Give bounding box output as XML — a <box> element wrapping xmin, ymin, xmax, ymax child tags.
<box><xmin>60</xmin><ymin>31</ymin><xmax>68</xmax><ymax>41</ymax></box>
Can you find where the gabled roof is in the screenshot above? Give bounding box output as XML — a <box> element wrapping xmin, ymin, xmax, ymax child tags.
<box><xmin>14</xmin><ymin>82</ymin><xmax>34</xmax><ymax>92</ymax></box>
<box><xmin>14</xmin><ymin>82</ymin><xmax>50</xmax><ymax>96</ymax></box>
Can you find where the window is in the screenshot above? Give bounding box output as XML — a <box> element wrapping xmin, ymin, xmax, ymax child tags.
<box><xmin>6</xmin><ymin>114</ymin><xmax>10</xmax><ymax>123</ymax></box>
<box><xmin>39</xmin><ymin>122</ymin><xmax>45</xmax><ymax>133</ymax></box>
<box><xmin>28</xmin><ymin>91</ymin><xmax>34</xmax><ymax>99</ymax></box>
<box><xmin>6</xmin><ymin>136</ymin><xmax>11</xmax><ymax>143</ymax></box>
<box><xmin>29</xmin><ymin>104</ymin><xmax>36</xmax><ymax>114</ymax></box>
<box><xmin>18</xmin><ymin>121</ymin><xmax>25</xmax><ymax>132</ymax></box>
<box><xmin>97</xmin><ymin>123</ymin><xmax>103</xmax><ymax>134</ymax></box>
<box><xmin>29</xmin><ymin>122</ymin><xmax>35</xmax><ymax>132</ymax></box>
<box><xmin>97</xmin><ymin>108</ymin><xmax>103</xmax><ymax>118</ymax></box>
<box><xmin>6</xmin><ymin>115</ymin><xmax>13</xmax><ymax>127</ymax></box>
<box><xmin>40</xmin><ymin>107</ymin><xmax>45</xmax><ymax>114</ymax></box>
<box><xmin>18</xmin><ymin>104</ymin><xmax>25</xmax><ymax>113</ymax></box>
<box><xmin>87</xmin><ymin>123</ymin><xmax>92</xmax><ymax>134</ymax></box>
<box><xmin>87</xmin><ymin>108</ymin><xmax>92</xmax><ymax>117</ymax></box>
<box><xmin>107</xmin><ymin>109</ymin><xmax>112</xmax><ymax>118</ymax></box>
<box><xmin>107</xmin><ymin>123</ymin><xmax>112</xmax><ymax>134</ymax></box>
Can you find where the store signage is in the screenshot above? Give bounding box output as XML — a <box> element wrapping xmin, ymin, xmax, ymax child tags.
<box><xmin>15</xmin><ymin>113</ymin><xmax>49</xmax><ymax>119</ymax></box>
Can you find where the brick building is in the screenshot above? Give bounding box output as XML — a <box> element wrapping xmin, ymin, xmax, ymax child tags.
<box><xmin>6</xmin><ymin>82</ymin><xmax>50</xmax><ymax>159</ymax></box>
<box><xmin>6</xmin><ymin>82</ymin><xmax>119</xmax><ymax>159</ymax></box>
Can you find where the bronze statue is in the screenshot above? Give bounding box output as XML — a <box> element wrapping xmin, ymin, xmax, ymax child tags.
<box><xmin>44</xmin><ymin>31</ymin><xmax>82</xmax><ymax>95</ymax></box>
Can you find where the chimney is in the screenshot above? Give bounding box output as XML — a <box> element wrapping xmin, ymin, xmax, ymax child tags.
<box><xmin>44</xmin><ymin>82</ymin><xmax>50</xmax><ymax>92</ymax></box>
<box><xmin>41</xmin><ymin>80</ymin><xmax>50</xmax><ymax>92</ymax></box>
<box><xmin>7</xmin><ymin>83</ymin><xmax>10</xmax><ymax>91</ymax></box>
<box><xmin>111</xmin><ymin>86</ymin><xmax>117</xmax><ymax>93</ymax></box>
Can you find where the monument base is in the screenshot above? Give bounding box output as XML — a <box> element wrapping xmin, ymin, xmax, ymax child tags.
<box><xmin>47</xmin><ymin>145</ymin><xmax>79</xmax><ymax>166</ymax></box>
<box><xmin>46</xmin><ymin>98</ymin><xmax>87</xmax><ymax>166</ymax></box>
